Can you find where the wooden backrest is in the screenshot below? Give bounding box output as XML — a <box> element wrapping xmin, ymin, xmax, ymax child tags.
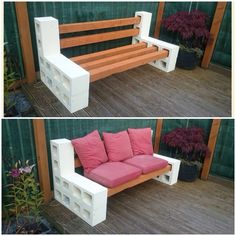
<box><xmin>59</xmin><ymin>16</ymin><xmax>141</xmax><ymax>49</ymax></box>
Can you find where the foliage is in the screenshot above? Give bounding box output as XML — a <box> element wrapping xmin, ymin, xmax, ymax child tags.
<box><xmin>162</xmin><ymin>127</ymin><xmax>210</xmax><ymax>165</ymax></box>
<box><xmin>4</xmin><ymin>48</ymin><xmax>17</xmax><ymax>112</ymax></box>
<box><xmin>162</xmin><ymin>10</ymin><xmax>210</xmax><ymax>56</ymax></box>
<box><xmin>4</xmin><ymin>160</ymin><xmax>43</xmax><ymax>233</ymax></box>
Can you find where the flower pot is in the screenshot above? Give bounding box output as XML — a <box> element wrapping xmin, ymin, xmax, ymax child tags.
<box><xmin>178</xmin><ymin>162</ymin><xmax>199</xmax><ymax>182</ymax></box>
<box><xmin>176</xmin><ymin>49</ymin><xmax>199</xmax><ymax>70</ymax></box>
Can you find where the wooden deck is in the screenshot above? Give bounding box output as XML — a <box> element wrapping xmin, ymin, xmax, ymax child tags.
<box><xmin>42</xmin><ymin>176</ymin><xmax>234</xmax><ymax>234</ymax></box>
<box><xmin>22</xmin><ymin>65</ymin><xmax>231</xmax><ymax>117</ymax></box>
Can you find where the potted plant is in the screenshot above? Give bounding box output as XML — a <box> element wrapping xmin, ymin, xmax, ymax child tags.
<box><xmin>3</xmin><ymin>160</ymin><xmax>51</xmax><ymax>234</ymax></box>
<box><xmin>162</xmin><ymin>10</ymin><xmax>210</xmax><ymax>69</ymax></box>
<box><xmin>162</xmin><ymin>127</ymin><xmax>210</xmax><ymax>181</ymax></box>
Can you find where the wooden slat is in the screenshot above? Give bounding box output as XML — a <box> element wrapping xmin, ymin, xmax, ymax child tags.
<box><xmin>80</xmin><ymin>46</ymin><xmax>157</xmax><ymax>70</ymax></box>
<box><xmin>90</xmin><ymin>50</ymin><xmax>169</xmax><ymax>82</ymax></box>
<box><xmin>33</xmin><ymin>119</ymin><xmax>52</xmax><ymax>203</ymax></box>
<box><xmin>71</xmin><ymin>42</ymin><xmax>147</xmax><ymax>64</ymax></box>
<box><xmin>15</xmin><ymin>2</ymin><xmax>36</xmax><ymax>83</ymax></box>
<box><xmin>201</xmin><ymin>2</ymin><xmax>227</xmax><ymax>68</ymax></box>
<box><xmin>74</xmin><ymin>157</ymin><xmax>82</xmax><ymax>168</ymax></box>
<box><xmin>108</xmin><ymin>164</ymin><xmax>171</xmax><ymax>197</ymax></box>
<box><xmin>60</xmin><ymin>28</ymin><xmax>140</xmax><ymax>48</ymax></box>
<box><xmin>201</xmin><ymin>119</ymin><xmax>221</xmax><ymax>180</ymax></box>
<box><xmin>154</xmin><ymin>119</ymin><xmax>163</xmax><ymax>153</ymax></box>
<box><xmin>154</xmin><ymin>2</ymin><xmax>165</xmax><ymax>38</ymax></box>
<box><xmin>59</xmin><ymin>16</ymin><xmax>141</xmax><ymax>34</ymax></box>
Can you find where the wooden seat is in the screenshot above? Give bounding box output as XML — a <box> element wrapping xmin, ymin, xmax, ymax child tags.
<box><xmin>59</xmin><ymin>16</ymin><xmax>169</xmax><ymax>82</ymax></box>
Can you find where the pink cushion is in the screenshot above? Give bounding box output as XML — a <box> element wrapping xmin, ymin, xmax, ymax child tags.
<box><xmin>128</xmin><ymin>128</ymin><xmax>153</xmax><ymax>155</ymax></box>
<box><xmin>85</xmin><ymin>162</ymin><xmax>142</xmax><ymax>188</ymax></box>
<box><xmin>71</xmin><ymin>130</ymin><xmax>108</xmax><ymax>173</ymax></box>
<box><xmin>123</xmin><ymin>155</ymin><xmax>168</xmax><ymax>174</ymax></box>
<box><xmin>103</xmin><ymin>131</ymin><xmax>133</xmax><ymax>161</ymax></box>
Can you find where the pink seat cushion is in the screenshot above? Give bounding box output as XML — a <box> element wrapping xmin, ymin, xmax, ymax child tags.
<box><xmin>103</xmin><ymin>130</ymin><xmax>133</xmax><ymax>161</ymax></box>
<box><xmin>128</xmin><ymin>128</ymin><xmax>153</xmax><ymax>155</ymax></box>
<box><xmin>71</xmin><ymin>130</ymin><xmax>108</xmax><ymax>173</ymax></box>
<box><xmin>85</xmin><ymin>162</ymin><xmax>142</xmax><ymax>188</ymax></box>
<box><xmin>123</xmin><ymin>155</ymin><xmax>168</xmax><ymax>174</ymax></box>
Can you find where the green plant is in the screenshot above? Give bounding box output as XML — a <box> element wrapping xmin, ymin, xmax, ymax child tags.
<box><xmin>4</xmin><ymin>160</ymin><xmax>43</xmax><ymax>233</ymax></box>
<box><xmin>4</xmin><ymin>48</ymin><xmax>17</xmax><ymax>112</ymax></box>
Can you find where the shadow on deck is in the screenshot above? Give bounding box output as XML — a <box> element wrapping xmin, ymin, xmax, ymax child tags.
<box><xmin>22</xmin><ymin>64</ymin><xmax>231</xmax><ymax>117</ymax></box>
<box><xmin>42</xmin><ymin>176</ymin><xmax>234</xmax><ymax>234</ymax></box>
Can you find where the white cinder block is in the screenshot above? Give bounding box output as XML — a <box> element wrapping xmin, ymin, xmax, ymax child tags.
<box><xmin>153</xmin><ymin>153</ymin><xmax>181</xmax><ymax>185</ymax></box>
<box><xmin>34</xmin><ymin>17</ymin><xmax>60</xmax><ymax>57</ymax></box>
<box><xmin>34</xmin><ymin>17</ymin><xmax>90</xmax><ymax>113</ymax></box>
<box><xmin>132</xmin><ymin>11</ymin><xmax>152</xmax><ymax>43</ymax></box>
<box><xmin>50</xmin><ymin>139</ymin><xmax>108</xmax><ymax>226</ymax></box>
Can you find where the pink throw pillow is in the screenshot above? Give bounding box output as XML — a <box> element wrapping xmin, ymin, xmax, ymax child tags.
<box><xmin>103</xmin><ymin>130</ymin><xmax>133</xmax><ymax>161</ymax></box>
<box><xmin>71</xmin><ymin>130</ymin><xmax>108</xmax><ymax>173</ymax></box>
<box><xmin>128</xmin><ymin>128</ymin><xmax>153</xmax><ymax>155</ymax></box>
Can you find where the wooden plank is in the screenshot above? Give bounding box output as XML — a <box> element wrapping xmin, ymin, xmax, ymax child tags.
<box><xmin>59</xmin><ymin>16</ymin><xmax>141</xmax><ymax>34</ymax></box>
<box><xmin>81</xmin><ymin>46</ymin><xmax>157</xmax><ymax>70</ymax></box>
<box><xmin>108</xmin><ymin>164</ymin><xmax>171</xmax><ymax>197</ymax></box>
<box><xmin>201</xmin><ymin>119</ymin><xmax>221</xmax><ymax>180</ymax></box>
<box><xmin>90</xmin><ymin>50</ymin><xmax>169</xmax><ymax>81</ymax></box>
<box><xmin>154</xmin><ymin>119</ymin><xmax>163</xmax><ymax>153</ymax></box>
<box><xmin>33</xmin><ymin>119</ymin><xmax>52</xmax><ymax>203</ymax></box>
<box><xmin>15</xmin><ymin>2</ymin><xmax>36</xmax><ymax>83</ymax></box>
<box><xmin>71</xmin><ymin>42</ymin><xmax>147</xmax><ymax>64</ymax></box>
<box><xmin>154</xmin><ymin>2</ymin><xmax>165</xmax><ymax>38</ymax></box>
<box><xmin>201</xmin><ymin>2</ymin><xmax>227</xmax><ymax>68</ymax></box>
<box><xmin>60</xmin><ymin>28</ymin><xmax>140</xmax><ymax>48</ymax></box>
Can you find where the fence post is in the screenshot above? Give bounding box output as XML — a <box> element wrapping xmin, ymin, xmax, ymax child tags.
<box><xmin>201</xmin><ymin>119</ymin><xmax>221</xmax><ymax>180</ymax></box>
<box><xmin>154</xmin><ymin>119</ymin><xmax>163</xmax><ymax>153</ymax></box>
<box><xmin>201</xmin><ymin>2</ymin><xmax>227</xmax><ymax>68</ymax></box>
<box><xmin>33</xmin><ymin>119</ymin><xmax>52</xmax><ymax>203</ymax></box>
<box><xmin>15</xmin><ymin>2</ymin><xmax>36</xmax><ymax>83</ymax></box>
<box><xmin>154</xmin><ymin>2</ymin><xmax>165</xmax><ymax>38</ymax></box>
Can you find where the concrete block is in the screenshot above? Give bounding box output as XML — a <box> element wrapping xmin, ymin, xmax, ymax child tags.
<box><xmin>153</xmin><ymin>154</ymin><xmax>181</xmax><ymax>185</ymax></box>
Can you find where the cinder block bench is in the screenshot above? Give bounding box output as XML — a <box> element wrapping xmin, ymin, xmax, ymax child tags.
<box><xmin>50</xmin><ymin>138</ymin><xmax>180</xmax><ymax>226</ymax></box>
<box><xmin>35</xmin><ymin>11</ymin><xmax>179</xmax><ymax>113</ymax></box>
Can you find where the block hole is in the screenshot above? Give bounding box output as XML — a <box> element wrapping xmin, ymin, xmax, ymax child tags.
<box><xmin>55</xmin><ymin>176</ymin><xmax>61</xmax><ymax>185</ymax></box>
<box><xmin>63</xmin><ymin>181</ymin><xmax>69</xmax><ymax>190</ymax></box>
<box><xmin>37</xmin><ymin>39</ymin><xmax>42</xmax><ymax>48</ymax></box>
<box><xmin>73</xmin><ymin>186</ymin><xmax>81</xmax><ymax>199</ymax></box>
<box><xmin>74</xmin><ymin>202</ymin><xmax>81</xmax><ymax>214</ymax></box>
<box><xmin>52</xmin><ymin>145</ymin><xmax>57</xmax><ymax>154</ymax></box>
<box><xmin>54</xmin><ymin>69</ymin><xmax>61</xmax><ymax>82</ymax></box>
<box><xmin>83</xmin><ymin>192</ymin><xmax>92</xmax><ymax>206</ymax></box>
<box><xmin>163</xmin><ymin>174</ymin><xmax>170</xmax><ymax>182</ymax></box>
<box><xmin>63</xmin><ymin>76</ymin><xmax>70</xmax><ymax>90</ymax></box>
<box><xmin>53</xmin><ymin>160</ymin><xmax>59</xmax><ymax>169</ymax></box>
<box><xmin>36</xmin><ymin>23</ymin><xmax>40</xmax><ymax>33</ymax></box>
<box><xmin>82</xmin><ymin>209</ymin><xmax>90</xmax><ymax>220</ymax></box>
<box><xmin>161</xmin><ymin>60</ymin><xmax>167</xmax><ymax>68</ymax></box>
<box><xmin>63</xmin><ymin>94</ymin><xmax>69</xmax><ymax>106</ymax></box>
<box><xmin>63</xmin><ymin>194</ymin><xmax>70</xmax><ymax>206</ymax></box>
<box><xmin>55</xmin><ymin>189</ymin><xmax>62</xmax><ymax>200</ymax></box>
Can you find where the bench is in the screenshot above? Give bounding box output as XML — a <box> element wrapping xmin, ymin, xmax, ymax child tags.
<box><xmin>35</xmin><ymin>12</ymin><xmax>179</xmax><ymax>113</ymax></box>
<box><xmin>50</xmin><ymin>132</ymin><xmax>180</xmax><ymax>226</ymax></box>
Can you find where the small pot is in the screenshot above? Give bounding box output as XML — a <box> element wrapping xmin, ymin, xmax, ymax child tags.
<box><xmin>176</xmin><ymin>48</ymin><xmax>199</xmax><ymax>70</ymax></box>
<box><xmin>178</xmin><ymin>162</ymin><xmax>199</xmax><ymax>182</ymax></box>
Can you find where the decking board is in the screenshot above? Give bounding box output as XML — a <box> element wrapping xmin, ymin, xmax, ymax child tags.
<box><xmin>22</xmin><ymin>65</ymin><xmax>231</xmax><ymax>117</ymax></box>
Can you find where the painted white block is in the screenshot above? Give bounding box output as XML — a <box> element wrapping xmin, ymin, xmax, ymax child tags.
<box><xmin>50</xmin><ymin>139</ymin><xmax>107</xmax><ymax>226</ymax></box>
<box><xmin>34</xmin><ymin>17</ymin><xmax>60</xmax><ymax>57</ymax></box>
<box><xmin>132</xmin><ymin>11</ymin><xmax>152</xmax><ymax>44</ymax></box>
<box><xmin>153</xmin><ymin>153</ymin><xmax>181</xmax><ymax>185</ymax></box>
<box><xmin>141</xmin><ymin>36</ymin><xmax>179</xmax><ymax>72</ymax></box>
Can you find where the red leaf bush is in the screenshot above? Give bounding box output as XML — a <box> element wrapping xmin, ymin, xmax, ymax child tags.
<box><xmin>162</xmin><ymin>10</ymin><xmax>210</xmax><ymax>50</ymax></box>
<box><xmin>162</xmin><ymin>127</ymin><xmax>210</xmax><ymax>164</ymax></box>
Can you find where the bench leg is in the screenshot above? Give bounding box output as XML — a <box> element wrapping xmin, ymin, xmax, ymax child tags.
<box><xmin>153</xmin><ymin>154</ymin><xmax>181</xmax><ymax>185</ymax></box>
